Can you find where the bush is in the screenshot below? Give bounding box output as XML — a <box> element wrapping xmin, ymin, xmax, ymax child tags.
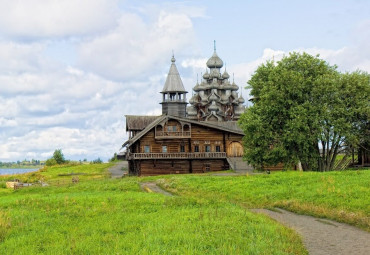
<box><xmin>91</xmin><ymin>158</ymin><xmax>103</xmax><ymax>164</ymax></box>
<box><xmin>45</xmin><ymin>158</ymin><xmax>57</xmax><ymax>166</ymax></box>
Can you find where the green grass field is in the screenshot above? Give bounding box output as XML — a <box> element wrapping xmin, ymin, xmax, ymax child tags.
<box><xmin>157</xmin><ymin>171</ymin><xmax>370</xmax><ymax>231</ymax></box>
<box><xmin>0</xmin><ymin>163</ymin><xmax>368</xmax><ymax>254</ymax></box>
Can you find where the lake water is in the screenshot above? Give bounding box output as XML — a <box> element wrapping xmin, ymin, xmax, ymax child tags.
<box><xmin>0</xmin><ymin>168</ymin><xmax>38</xmax><ymax>175</ymax></box>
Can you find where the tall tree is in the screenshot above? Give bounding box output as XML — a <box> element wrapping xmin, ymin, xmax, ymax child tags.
<box><xmin>239</xmin><ymin>52</ymin><xmax>370</xmax><ymax>171</ymax></box>
<box><xmin>53</xmin><ymin>149</ymin><xmax>66</xmax><ymax>164</ymax></box>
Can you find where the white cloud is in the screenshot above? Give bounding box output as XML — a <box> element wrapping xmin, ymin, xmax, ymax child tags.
<box><xmin>0</xmin><ymin>0</ymin><xmax>119</xmax><ymax>38</ymax></box>
<box><xmin>77</xmin><ymin>10</ymin><xmax>197</xmax><ymax>80</ymax></box>
<box><xmin>1</xmin><ymin>2</ymin><xmax>368</xmax><ymax>163</ymax></box>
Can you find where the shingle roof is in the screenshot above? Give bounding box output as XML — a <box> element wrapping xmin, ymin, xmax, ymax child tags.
<box><xmin>122</xmin><ymin>115</ymin><xmax>244</xmax><ymax>148</ymax></box>
<box><xmin>205</xmin><ymin>121</ymin><xmax>242</xmax><ymax>132</ymax></box>
<box><xmin>125</xmin><ymin>115</ymin><xmax>160</xmax><ymax>131</ymax></box>
<box><xmin>161</xmin><ymin>56</ymin><xmax>187</xmax><ymax>93</ymax></box>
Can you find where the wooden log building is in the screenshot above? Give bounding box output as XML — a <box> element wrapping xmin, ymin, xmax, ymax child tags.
<box><xmin>122</xmin><ymin>45</ymin><xmax>250</xmax><ymax>176</ymax></box>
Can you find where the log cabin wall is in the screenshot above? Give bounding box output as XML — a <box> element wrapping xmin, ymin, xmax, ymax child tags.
<box><xmin>127</xmin><ymin>118</ymin><xmax>244</xmax><ymax>176</ymax></box>
<box><xmin>139</xmin><ymin>159</ymin><xmax>228</xmax><ymax>176</ymax></box>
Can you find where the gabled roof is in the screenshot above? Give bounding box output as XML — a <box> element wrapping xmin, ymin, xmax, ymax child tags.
<box><xmin>123</xmin><ymin>115</ymin><xmax>167</xmax><ymax>147</ymax></box>
<box><xmin>125</xmin><ymin>115</ymin><xmax>160</xmax><ymax>131</ymax></box>
<box><xmin>161</xmin><ymin>56</ymin><xmax>187</xmax><ymax>93</ymax></box>
<box><xmin>122</xmin><ymin>115</ymin><xmax>244</xmax><ymax>148</ymax></box>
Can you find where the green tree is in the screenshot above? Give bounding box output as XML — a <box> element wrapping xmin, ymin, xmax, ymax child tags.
<box><xmin>52</xmin><ymin>149</ymin><xmax>66</xmax><ymax>164</ymax></box>
<box><xmin>239</xmin><ymin>52</ymin><xmax>370</xmax><ymax>171</ymax></box>
<box><xmin>109</xmin><ymin>153</ymin><xmax>118</xmax><ymax>162</ymax></box>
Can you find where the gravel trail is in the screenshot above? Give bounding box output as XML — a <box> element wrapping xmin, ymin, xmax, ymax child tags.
<box><xmin>252</xmin><ymin>208</ymin><xmax>370</xmax><ymax>255</ymax></box>
<box><xmin>108</xmin><ymin>161</ymin><xmax>128</xmax><ymax>178</ymax></box>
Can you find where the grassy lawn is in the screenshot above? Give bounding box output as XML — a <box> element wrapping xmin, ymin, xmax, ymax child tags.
<box><xmin>157</xmin><ymin>170</ymin><xmax>370</xmax><ymax>231</ymax></box>
<box><xmin>0</xmin><ymin>164</ymin><xmax>368</xmax><ymax>254</ymax></box>
<box><xmin>0</xmin><ymin>164</ymin><xmax>306</xmax><ymax>254</ymax></box>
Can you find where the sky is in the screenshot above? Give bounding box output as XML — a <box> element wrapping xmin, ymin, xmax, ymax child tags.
<box><xmin>0</xmin><ymin>0</ymin><xmax>369</xmax><ymax>162</ymax></box>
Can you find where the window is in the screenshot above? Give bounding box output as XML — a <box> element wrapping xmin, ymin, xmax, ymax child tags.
<box><xmin>162</xmin><ymin>146</ymin><xmax>167</xmax><ymax>153</ymax></box>
<box><xmin>194</xmin><ymin>145</ymin><xmax>199</xmax><ymax>152</ymax></box>
<box><xmin>144</xmin><ymin>146</ymin><xmax>150</xmax><ymax>153</ymax></box>
<box><xmin>180</xmin><ymin>145</ymin><xmax>185</xmax><ymax>152</ymax></box>
<box><xmin>216</xmin><ymin>146</ymin><xmax>221</xmax><ymax>152</ymax></box>
<box><xmin>167</xmin><ymin>126</ymin><xmax>177</xmax><ymax>132</ymax></box>
<box><xmin>205</xmin><ymin>145</ymin><xmax>211</xmax><ymax>152</ymax></box>
<box><xmin>204</xmin><ymin>163</ymin><xmax>211</xmax><ymax>172</ymax></box>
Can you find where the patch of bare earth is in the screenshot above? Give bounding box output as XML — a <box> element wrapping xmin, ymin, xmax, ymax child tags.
<box><xmin>140</xmin><ymin>182</ymin><xmax>173</xmax><ymax>196</ymax></box>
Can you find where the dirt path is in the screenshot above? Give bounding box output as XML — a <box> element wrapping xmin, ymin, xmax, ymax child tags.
<box><xmin>140</xmin><ymin>182</ymin><xmax>173</xmax><ymax>196</ymax></box>
<box><xmin>108</xmin><ymin>161</ymin><xmax>128</xmax><ymax>178</ymax></box>
<box><xmin>252</xmin><ymin>208</ymin><xmax>370</xmax><ymax>255</ymax></box>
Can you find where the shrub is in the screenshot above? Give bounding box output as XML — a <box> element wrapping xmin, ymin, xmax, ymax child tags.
<box><xmin>91</xmin><ymin>158</ymin><xmax>103</xmax><ymax>164</ymax></box>
<box><xmin>45</xmin><ymin>158</ymin><xmax>57</xmax><ymax>166</ymax></box>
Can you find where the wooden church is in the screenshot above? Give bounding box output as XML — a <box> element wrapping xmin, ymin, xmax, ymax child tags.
<box><xmin>122</xmin><ymin>45</ymin><xmax>247</xmax><ymax>176</ymax></box>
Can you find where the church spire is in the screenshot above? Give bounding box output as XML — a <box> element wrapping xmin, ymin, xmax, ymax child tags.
<box><xmin>161</xmin><ymin>54</ymin><xmax>186</xmax><ymax>93</ymax></box>
<box><xmin>160</xmin><ymin>54</ymin><xmax>188</xmax><ymax>117</ymax></box>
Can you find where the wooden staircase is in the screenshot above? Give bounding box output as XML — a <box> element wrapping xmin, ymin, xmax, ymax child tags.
<box><xmin>227</xmin><ymin>157</ymin><xmax>254</xmax><ymax>173</ymax></box>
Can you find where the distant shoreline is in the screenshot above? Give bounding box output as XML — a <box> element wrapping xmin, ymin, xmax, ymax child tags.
<box><xmin>0</xmin><ymin>168</ymin><xmax>40</xmax><ymax>176</ymax></box>
<box><xmin>0</xmin><ymin>165</ymin><xmax>42</xmax><ymax>169</ymax></box>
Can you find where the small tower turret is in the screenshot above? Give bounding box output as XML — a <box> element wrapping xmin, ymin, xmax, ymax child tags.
<box><xmin>160</xmin><ymin>55</ymin><xmax>188</xmax><ymax>117</ymax></box>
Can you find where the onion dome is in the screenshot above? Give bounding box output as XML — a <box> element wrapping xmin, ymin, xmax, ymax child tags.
<box><xmin>238</xmin><ymin>89</ymin><xmax>245</xmax><ymax>104</ymax></box>
<box><xmin>209</xmin><ymin>101</ymin><xmax>219</xmax><ymax>111</ymax></box>
<box><xmin>203</xmin><ymin>70</ymin><xmax>210</xmax><ymax>79</ymax></box>
<box><xmin>222</xmin><ymin>70</ymin><xmax>230</xmax><ymax>79</ymax></box>
<box><xmin>234</xmin><ymin>105</ymin><xmax>245</xmax><ymax>115</ymax></box>
<box><xmin>211</xmin><ymin>68</ymin><xmax>220</xmax><ymax>78</ymax></box>
<box><xmin>193</xmin><ymin>82</ymin><xmax>203</xmax><ymax>92</ymax></box>
<box><xmin>231</xmin><ymin>81</ymin><xmax>239</xmax><ymax>91</ymax></box>
<box><xmin>209</xmin><ymin>91</ymin><xmax>219</xmax><ymax>102</ymax></box>
<box><xmin>210</xmin><ymin>79</ymin><xmax>219</xmax><ymax>89</ymax></box>
<box><xmin>206</xmin><ymin>40</ymin><xmax>224</xmax><ymax>68</ymax></box>
<box><xmin>223</xmin><ymin>82</ymin><xmax>233</xmax><ymax>90</ymax></box>
<box><xmin>207</xmin><ymin>52</ymin><xmax>224</xmax><ymax>68</ymax></box>
<box><xmin>231</xmin><ymin>91</ymin><xmax>239</xmax><ymax>103</ymax></box>
<box><xmin>238</xmin><ymin>95</ymin><xmax>245</xmax><ymax>104</ymax></box>
<box><xmin>201</xmin><ymin>95</ymin><xmax>208</xmax><ymax>103</ymax></box>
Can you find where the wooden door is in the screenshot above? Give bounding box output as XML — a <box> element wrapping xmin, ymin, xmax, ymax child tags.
<box><xmin>227</xmin><ymin>142</ymin><xmax>243</xmax><ymax>157</ymax></box>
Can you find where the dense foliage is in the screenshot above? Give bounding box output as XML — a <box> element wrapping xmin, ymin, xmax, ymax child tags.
<box><xmin>239</xmin><ymin>52</ymin><xmax>370</xmax><ymax>171</ymax></box>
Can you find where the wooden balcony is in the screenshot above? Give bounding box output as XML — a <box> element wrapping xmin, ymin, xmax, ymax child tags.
<box><xmin>155</xmin><ymin>131</ymin><xmax>191</xmax><ymax>139</ymax></box>
<box><xmin>127</xmin><ymin>152</ymin><xmax>227</xmax><ymax>160</ymax></box>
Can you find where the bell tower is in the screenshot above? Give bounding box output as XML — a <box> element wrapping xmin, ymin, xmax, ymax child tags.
<box><xmin>160</xmin><ymin>55</ymin><xmax>188</xmax><ymax>117</ymax></box>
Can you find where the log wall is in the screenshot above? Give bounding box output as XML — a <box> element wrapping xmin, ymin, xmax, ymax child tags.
<box><xmin>138</xmin><ymin>159</ymin><xmax>229</xmax><ymax>176</ymax></box>
<box><xmin>128</xmin><ymin>119</ymin><xmax>242</xmax><ymax>176</ymax></box>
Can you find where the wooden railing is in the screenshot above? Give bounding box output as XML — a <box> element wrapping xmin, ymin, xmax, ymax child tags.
<box><xmin>155</xmin><ymin>131</ymin><xmax>191</xmax><ymax>139</ymax></box>
<box><xmin>127</xmin><ymin>152</ymin><xmax>227</xmax><ymax>160</ymax></box>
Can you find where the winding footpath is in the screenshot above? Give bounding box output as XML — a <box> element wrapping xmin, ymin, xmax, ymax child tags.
<box><xmin>252</xmin><ymin>208</ymin><xmax>370</xmax><ymax>255</ymax></box>
<box><xmin>142</xmin><ymin>181</ymin><xmax>370</xmax><ymax>255</ymax></box>
<box><xmin>108</xmin><ymin>161</ymin><xmax>128</xmax><ymax>178</ymax></box>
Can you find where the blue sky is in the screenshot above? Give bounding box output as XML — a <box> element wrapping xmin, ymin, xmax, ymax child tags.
<box><xmin>0</xmin><ymin>0</ymin><xmax>369</xmax><ymax>162</ymax></box>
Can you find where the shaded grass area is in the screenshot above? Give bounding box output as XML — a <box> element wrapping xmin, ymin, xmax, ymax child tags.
<box><xmin>157</xmin><ymin>170</ymin><xmax>370</xmax><ymax>231</ymax></box>
<box><xmin>0</xmin><ymin>170</ymin><xmax>306</xmax><ymax>254</ymax></box>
